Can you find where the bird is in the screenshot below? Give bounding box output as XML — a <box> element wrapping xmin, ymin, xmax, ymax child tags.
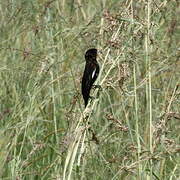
<box><xmin>81</xmin><ymin>48</ymin><xmax>100</xmax><ymax>107</ymax></box>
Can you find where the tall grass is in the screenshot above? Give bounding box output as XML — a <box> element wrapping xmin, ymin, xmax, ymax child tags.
<box><xmin>0</xmin><ymin>0</ymin><xmax>179</xmax><ymax>179</ymax></box>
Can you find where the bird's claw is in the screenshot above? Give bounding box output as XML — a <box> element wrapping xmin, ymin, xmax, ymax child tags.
<box><xmin>92</xmin><ymin>85</ymin><xmax>102</xmax><ymax>91</ymax></box>
<box><xmin>89</xmin><ymin>96</ymin><xmax>96</xmax><ymax>100</ymax></box>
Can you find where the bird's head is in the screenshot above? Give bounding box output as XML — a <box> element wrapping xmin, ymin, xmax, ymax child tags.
<box><xmin>85</xmin><ymin>48</ymin><xmax>97</xmax><ymax>62</ymax></box>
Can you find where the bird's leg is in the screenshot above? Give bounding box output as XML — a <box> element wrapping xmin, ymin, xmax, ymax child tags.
<box><xmin>92</xmin><ymin>85</ymin><xmax>102</xmax><ymax>90</ymax></box>
<box><xmin>88</xmin><ymin>96</ymin><xmax>97</xmax><ymax>106</ymax></box>
<box><xmin>88</xmin><ymin>86</ymin><xmax>102</xmax><ymax>105</ymax></box>
<box><xmin>92</xmin><ymin>85</ymin><xmax>102</xmax><ymax>98</ymax></box>
<box><xmin>89</xmin><ymin>96</ymin><xmax>96</xmax><ymax>100</ymax></box>
<box><xmin>89</xmin><ymin>93</ymin><xmax>100</xmax><ymax>103</ymax></box>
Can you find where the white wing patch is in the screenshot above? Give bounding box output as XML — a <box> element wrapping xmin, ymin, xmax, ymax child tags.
<box><xmin>92</xmin><ymin>68</ymin><xmax>96</xmax><ymax>79</ymax></box>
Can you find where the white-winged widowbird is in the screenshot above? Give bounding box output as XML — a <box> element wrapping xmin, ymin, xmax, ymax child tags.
<box><xmin>81</xmin><ymin>48</ymin><xmax>100</xmax><ymax>107</ymax></box>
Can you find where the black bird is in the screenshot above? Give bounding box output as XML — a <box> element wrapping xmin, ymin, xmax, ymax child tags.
<box><xmin>82</xmin><ymin>48</ymin><xmax>100</xmax><ymax>107</ymax></box>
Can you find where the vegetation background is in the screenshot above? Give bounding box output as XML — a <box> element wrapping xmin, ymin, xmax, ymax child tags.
<box><xmin>0</xmin><ymin>0</ymin><xmax>179</xmax><ymax>179</ymax></box>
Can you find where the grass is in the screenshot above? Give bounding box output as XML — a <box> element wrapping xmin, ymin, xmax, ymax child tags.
<box><xmin>0</xmin><ymin>0</ymin><xmax>179</xmax><ymax>179</ymax></box>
